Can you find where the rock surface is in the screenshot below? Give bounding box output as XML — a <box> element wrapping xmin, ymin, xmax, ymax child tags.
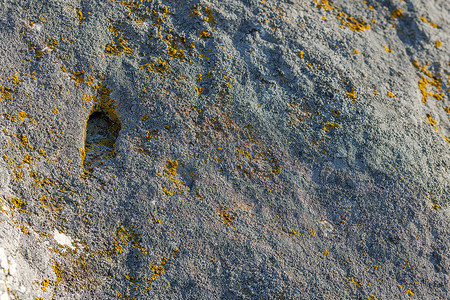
<box><xmin>0</xmin><ymin>0</ymin><xmax>449</xmax><ymax>299</ymax></box>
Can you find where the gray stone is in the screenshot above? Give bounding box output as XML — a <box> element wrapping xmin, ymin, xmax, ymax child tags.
<box><xmin>0</xmin><ymin>0</ymin><xmax>448</xmax><ymax>299</ymax></box>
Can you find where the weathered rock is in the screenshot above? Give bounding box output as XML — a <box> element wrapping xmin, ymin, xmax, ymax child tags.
<box><xmin>0</xmin><ymin>0</ymin><xmax>448</xmax><ymax>299</ymax></box>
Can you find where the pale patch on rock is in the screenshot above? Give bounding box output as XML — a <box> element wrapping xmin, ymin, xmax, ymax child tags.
<box><xmin>0</xmin><ymin>248</ymin><xmax>10</xmax><ymax>300</ymax></box>
<box><xmin>319</xmin><ymin>219</ymin><xmax>335</xmax><ymax>237</ymax></box>
<box><xmin>0</xmin><ymin>292</ymin><xmax>9</xmax><ymax>300</ymax></box>
<box><xmin>31</xmin><ymin>23</ymin><xmax>42</xmax><ymax>32</ymax></box>
<box><xmin>0</xmin><ymin>248</ymin><xmax>8</xmax><ymax>271</ymax></box>
<box><xmin>7</xmin><ymin>257</ymin><xmax>15</xmax><ymax>277</ymax></box>
<box><xmin>0</xmin><ymin>165</ymin><xmax>10</xmax><ymax>197</ymax></box>
<box><xmin>53</xmin><ymin>229</ymin><xmax>75</xmax><ymax>250</ymax></box>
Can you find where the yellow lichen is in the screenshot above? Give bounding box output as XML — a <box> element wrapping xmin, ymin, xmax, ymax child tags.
<box><xmin>314</xmin><ymin>0</ymin><xmax>333</xmax><ymax>10</ymax></box>
<box><xmin>18</xmin><ymin>111</ymin><xmax>28</xmax><ymax>121</ymax></box>
<box><xmin>420</xmin><ymin>16</ymin><xmax>438</xmax><ymax>28</ymax></box>
<box><xmin>111</xmin><ymin>226</ymin><xmax>142</xmax><ymax>255</ymax></box>
<box><xmin>77</xmin><ymin>9</ymin><xmax>86</xmax><ymax>21</ymax></box>
<box><xmin>46</xmin><ymin>37</ymin><xmax>59</xmax><ymax>50</ymax></box>
<box><xmin>41</xmin><ymin>279</ymin><xmax>50</xmax><ymax>292</ymax></box>
<box><xmin>190</xmin><ymin>5</ymin><xmax>216</xmax><ymax>28</ymax></box>
<box><xmin>165</xmin><ymin>158</ymin><xmax>178</xmax><ymax>176</ymax></box>
<box><xmin>236</xmin><ymin>148</ymin><xmax>252</xmax><ymax>160</ymax></box>
<box><xmin>164</xmin><ymin>34</ymin><xmax>186</xmax><ymax>59</ymax></box>
<box><xmin>95</xmin><ymin>85</ymin><xmax>122</xmax><ymax>134</ymax></box>
<box><xmin>425</xmin><ymin>113</ymin><xmax>438</xmax><ymax>131</ymax></box>
<box><xmin>162</xmin><ymin>187</ymin><xmax>173</xmax><ymax>195</ymax></box>
<box><xmin>337</xmin><ymin>11</ymin><xmax>370</xmax><ymax>32</ymax></box>
<box><xmin>53</xmin><ymin>262</ymin><xmax>63</xmax><ymax>284</ymax></box>
<box><xmin>346</xmin><ymin>88</ymin><xmax>357</xmax><ymax>102</ymax></box>
<box><xmin>219</xmin><ymin>206</ymin><xmax>235</xmax><ymax>227</ymax></box>
<box><xmin>391</xmin><ymin>8</ymin><xmax>404</xmax><ymax>18</ymax></box>
<box><xmin>23</xmin><ymin>154</ymin><xmax>31</xmax><ymax>164</ymax></box>
<box><xmin>141</xmin><ymin>58</ymin><xmax>170</xmax><ymax>74</ymax></box>
<box><xmin>195</xmin><ymin>86</ymin><xmax>203</xmax><ymax>95</ymax></box>
<box><xmin>152</xmin><ymin>215</ymin><xmax>161</xmax><ymax>224</ymax></box>
<box><xmin>7</xmin><ymin>197</ymin><xmax>26</xmax><ymax>212</ymax></box>
<box><xmin>0</xmin><ymin>86</ymin><xmax>14</xmax><ymax>100</ymax></box>
<box><xmin>321</xmin><ymin>121</ymin><xmax>339</xmax><ymax>135</ymax></box>
<box><xmin>384</xmin><ymin>46</ymin><xmax>393</xmax><ymax>53</ymax></box>
<box><xmin>105</xmin><ymin>38</ymin><xmax>134</xmax><ymax>56</ymax></box>
<box><xmin>387</xmin><ymin>91</ymin><xmax>396</xmax><ymax>98</ymax></box>
<box><xmin>199</xmin><ymin>30</ymin><xmax>210</xmax><ymax>38</ymax></box>
<box><xmin>150</xmin><ymin>263</ymin><xmax>165</xmax><ymax>281</ymax></box>
<box><xmin>287</xmin><ymin>229</ymin><xmax>299</xmax><ymax>236</ymax></box>
<box><xmin>413</xmin><ymin>61</ymin><xmax>443</xmax><ymax>102</ymax></box>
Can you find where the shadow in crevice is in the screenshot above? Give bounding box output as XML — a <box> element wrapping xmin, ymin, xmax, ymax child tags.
<box><xmin>82</xmin><ymin>110</ymin><xmax>120</xmax><ymax>177</ymax></box>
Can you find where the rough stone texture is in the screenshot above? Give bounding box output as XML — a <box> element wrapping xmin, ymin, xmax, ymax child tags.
<box><xmin>0</xmin><ymin>0</ymin><xmax>448</xmax><ymax>299</ymax></box>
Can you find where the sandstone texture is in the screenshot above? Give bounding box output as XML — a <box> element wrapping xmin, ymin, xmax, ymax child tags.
<box><xmin>0</xmin><ymin>0</ymin><xmax>449</xmax><ymax>299</ymax></box>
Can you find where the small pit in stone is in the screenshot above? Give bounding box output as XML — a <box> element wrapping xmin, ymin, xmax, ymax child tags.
<box><xmin>82</xmin><ymin>110</ymin><xmax>120</xmax><ymax>176</ymax></box>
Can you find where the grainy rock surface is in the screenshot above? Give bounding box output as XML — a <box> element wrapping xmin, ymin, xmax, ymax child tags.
<box><xmin>0</xmin><ymin>0</ymin><xmax>449</xmax><ymax>299</ymax></box>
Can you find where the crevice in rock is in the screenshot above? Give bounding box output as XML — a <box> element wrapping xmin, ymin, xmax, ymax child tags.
<box><xmin>81</xmin><ymin>108</ymin><xmax>121</xmax><ymax>177</ymax></box>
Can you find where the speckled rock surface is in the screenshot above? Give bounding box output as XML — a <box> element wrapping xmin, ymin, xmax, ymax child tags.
<box><xmin>0</xmin><ymin>0</ymin><xmax>448</xmax><ymax>299</ymax></box>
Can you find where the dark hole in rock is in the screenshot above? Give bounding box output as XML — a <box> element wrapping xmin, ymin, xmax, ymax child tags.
<box><xmin>82</xmin><ymin>110</ymin><xmax>120</xmax><ymax>176</ymax></box>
